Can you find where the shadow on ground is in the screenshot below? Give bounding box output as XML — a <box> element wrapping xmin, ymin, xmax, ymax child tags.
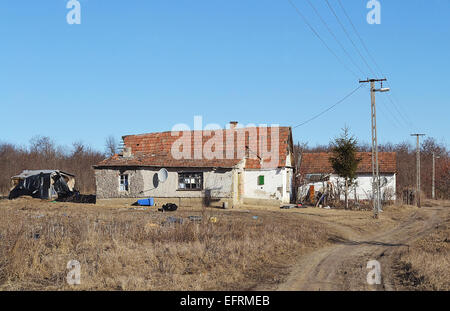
<box><xmin>328</xmin><ymin>235</ymin><xmax>408</xmax><ymax>247</ymax></box>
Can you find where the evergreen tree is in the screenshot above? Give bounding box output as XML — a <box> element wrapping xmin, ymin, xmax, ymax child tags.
<box><xmin>329</xmin><ymin>127</ymin><xmax>361</xmax><ymax>209</ymax></box>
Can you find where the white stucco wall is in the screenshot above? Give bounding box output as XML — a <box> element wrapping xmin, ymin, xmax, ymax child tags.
<box><xmin>333</xmin><ymin>173</ymin><xmax>396</xmax><ymax>201</ymax></box>
<box><xmin>300</xmin><ymin>173</ymin><xmax>396</xmax><ymax>202</ymax></box>
<box><xmin>243</xmin><ymin>168</ymin><xmax>293</xmax><ymax>203</ymax></box>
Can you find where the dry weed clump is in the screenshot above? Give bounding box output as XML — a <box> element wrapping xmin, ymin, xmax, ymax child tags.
<box><xmin>0</xmin><ymin>205</ymin><xmax>329</xmax><ymax>290</ymax></box>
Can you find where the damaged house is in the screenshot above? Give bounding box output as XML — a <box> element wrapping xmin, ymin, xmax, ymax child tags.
<box><xmin>9</xmin><ymin>170</ymin><xmax>75</xmax><ymax>200</ymax></box>
<box><xmin>298</xmin><ymin>152</ymin><xmax>397</xmax><ymax>204</ymax></box>
<box><xmin>94</xmin><ymin>123</ymin><xmax>295</xmax><ymax>207</ymax></box>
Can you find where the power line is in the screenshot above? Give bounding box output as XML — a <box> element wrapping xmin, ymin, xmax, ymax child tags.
<box><xmin>292</xmin><ymin>84</ymin><xmax>363</xmax><ymax>129</ymax></box>
<box><xmin>305</xmin><ymin>0</ymin><xmax>366</xmax><ymax>77</ymax></box>
<box><xmin>324</xmin><ymin>0</ymin><xmax>376</xmax><ymax>77</ymax></box>
<box><xmin>364</xmin><ymin>84</ymin><xmax>398</xmax><ymax>129</ymax></box>
<box><xmin>378</xmin><ymin>93</ymin><xmax>406</xmax><ymax>130</ymax></box>
<box><xmin>286</xmin><ymin>1</ymin><xmax>405</xmax><ymax>134</ymax></box>
<box><xmin>382</xmin><ymin>92</ymin><xmax>416</xmax><ymax>130</ymax></box>
<box><xmin>362</xmin><ymin>83</ymin><xmax>403</xmax><ymax>132</ymax></box>
<box><xmin>336</xmin><ymin>0</ymin><xmax>384</xmax><ymax>77</ymax></box>
<box><xmin>385</xmin><ymin>84</ymin><xmax>417</xmax><ymax>131</ymax></box>
<box><xmin>362</xmin><ymin>84</ymin><xmax>405</xmax><ymax>130</ymax></box>
<box><xmin>336</xmin><ymin>0</ymin><xmax>417</xmax><ymax>131</ymax></box>
<box><xmin>287</xmin><ymin>0</ymin><xmax>359</xmax><ymax>79</ymax></box>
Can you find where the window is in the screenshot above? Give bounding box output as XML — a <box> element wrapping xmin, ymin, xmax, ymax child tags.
<box><xmin>119</xmin><ymin>174</ymin><xmax>129</xmax><ymax>191</ymax></box>
<box><xmin>178</xmin><ymin>172</ymin><xmax>203</xmax><ymax>190</ymax></box>
<box><xmin>258</xmin><ymin>175</ymin><xmax>264</xmax><ymax>186</ymax></box>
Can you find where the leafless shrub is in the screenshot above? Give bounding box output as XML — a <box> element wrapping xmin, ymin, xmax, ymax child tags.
<box><xmin>105</xmin><ymin>135</ymin><xmax>118</xmax><ymax>157</ymax></box>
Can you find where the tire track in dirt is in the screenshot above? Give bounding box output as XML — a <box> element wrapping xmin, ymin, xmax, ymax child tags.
<box><xmin>273</xmin><ymin>206</ymin><xmax>447</xmax><ymax>291</ymax></box>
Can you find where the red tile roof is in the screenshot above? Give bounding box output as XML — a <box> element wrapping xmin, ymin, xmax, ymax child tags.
<box><xmin>95</xmin><ymin>127</ymin><xmax>293</xmax><ymax>169</ymax></box>
<box><xmin>300</xmin><ymin>152</ymin><xmax>397</xmax><ymax>174</ymax></box>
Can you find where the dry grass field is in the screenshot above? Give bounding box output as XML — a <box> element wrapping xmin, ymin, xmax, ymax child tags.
<box><xmin>0</xmin><ymin>197</ymin><xmax>447</xmax><ymax>291</ymax></box>
<box><xmin>393</xmin><ymin>200</ymin><xmax>450</xmax><ymax>291</ymax></box>
<box><xmin>0</xmin><ymin>197</ymin><xmax>330</xmax><ymax>290</ymax></box>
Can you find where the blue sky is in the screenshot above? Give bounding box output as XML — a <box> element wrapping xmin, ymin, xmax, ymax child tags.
<box><xmin>0</xmin><ymin>0</ymin><xmax>449</xmax><ymax>152</ymax></box>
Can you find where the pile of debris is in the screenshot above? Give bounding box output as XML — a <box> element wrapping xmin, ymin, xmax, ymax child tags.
<box><xmin>280</xmin><ymin>203</ymin><xmax>306</xmax><ymax>209</ymax></box>
<box><xmin>56</xmin><ymin>192</ymin><xmax>96</xmax><ymax>204</ymax></box>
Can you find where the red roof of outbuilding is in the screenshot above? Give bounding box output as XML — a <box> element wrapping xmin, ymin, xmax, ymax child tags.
<box><xmin>299</xmin><ymin>152</ymin><xmax>397</xmax><ymax>174</ymax></box>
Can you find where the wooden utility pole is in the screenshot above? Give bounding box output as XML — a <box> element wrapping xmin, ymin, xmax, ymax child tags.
<box><xmin>360</xmin><ymin>78</ymin><xmax>389</xmax><ymax>218</ymax></box>
<box><xmin>411</xmin><ymin>134</ymin><xmax>425</xmax><ymax>207</ymax></box>
<box><xmin>432</xmin><ymin>152</ymin><xmax>440</xmax><ymax>200</ymax></box>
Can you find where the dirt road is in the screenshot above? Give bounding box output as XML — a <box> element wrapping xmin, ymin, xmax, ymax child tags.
<box><xmin>273</xmin><ymin>205</ymin><xmax>448</xmax><ymax>291</ymax></box>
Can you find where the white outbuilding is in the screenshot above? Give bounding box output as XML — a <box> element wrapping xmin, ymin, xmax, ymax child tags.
<box><xmin>298</xmin><ymin>152</ymin><xmax>397</xmax><ymax>205</ymax></box>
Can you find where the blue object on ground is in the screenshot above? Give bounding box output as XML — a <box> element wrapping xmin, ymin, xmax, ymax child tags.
<box><xmin>137</xmin><ymin>198</ymin><xmax>154</xmax><ymax>206</ymax></box>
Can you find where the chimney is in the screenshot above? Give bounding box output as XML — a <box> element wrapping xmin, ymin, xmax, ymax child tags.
<box><xmin>122</xmin><ymin>147</ymin><xmax>132</xmax><ymax>158</ymax></box>
<box><xmin>229</xmin><ymin>121</ymin><xmax>238</xmax><ymax>129</ymax></box>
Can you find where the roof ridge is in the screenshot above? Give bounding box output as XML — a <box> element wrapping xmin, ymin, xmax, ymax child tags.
<box><xmin>123</xmin><ymin>126</ymin><xmax>292</xmax><ymax>138</ymax></box>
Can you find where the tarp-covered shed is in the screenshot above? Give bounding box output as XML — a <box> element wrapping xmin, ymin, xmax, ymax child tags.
<box><xmin>9</xmin><ymin>170</ymin><xmax>75</xmax><ymax>200</ymax></box>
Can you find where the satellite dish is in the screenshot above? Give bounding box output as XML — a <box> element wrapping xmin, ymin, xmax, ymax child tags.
<box><xmin>158</xmin><ymin>168</ymin><xmax>168</xmax><ymax>183</ymax></box>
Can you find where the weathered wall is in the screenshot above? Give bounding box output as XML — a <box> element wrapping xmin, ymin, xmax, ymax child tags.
<box><xmin>95</xmin><ymin>166</ymin><xmax>294</xmax><ymax>205</ymax></box>
<box><xmin>95</xmin><ymin>168</ymin><xmax>144</xmax><ymax>199</ymax></box>
<box><xmin>95</xmin><ymin>167</ymin><xmax>233</xmax><ymax>199</ymax></box>
<box><xmin>141</xmin><ymin>168</ymin><xmax>233</xmax><ymax>198</ymax></box>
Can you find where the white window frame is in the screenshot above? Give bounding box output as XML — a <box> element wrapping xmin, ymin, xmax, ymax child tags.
<box><xmin>119</xmin><ymin>174</ymin><xmax>129</xmax><ymax>191</ymax></box>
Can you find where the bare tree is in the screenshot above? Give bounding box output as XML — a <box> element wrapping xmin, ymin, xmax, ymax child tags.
<box><xmin>29</xmin><ymin>136</ymin><xmax>56</xmax><ymax>158</ymax></box>
<box><xmin>0</xmin><ymin>139</ymin><xmax>104</xmax><ymax>195</ymax></box>
<box><xmin>105</xmin><ymin>135</ymin><xmax>118</xmax><ymax>157</ymax></box>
